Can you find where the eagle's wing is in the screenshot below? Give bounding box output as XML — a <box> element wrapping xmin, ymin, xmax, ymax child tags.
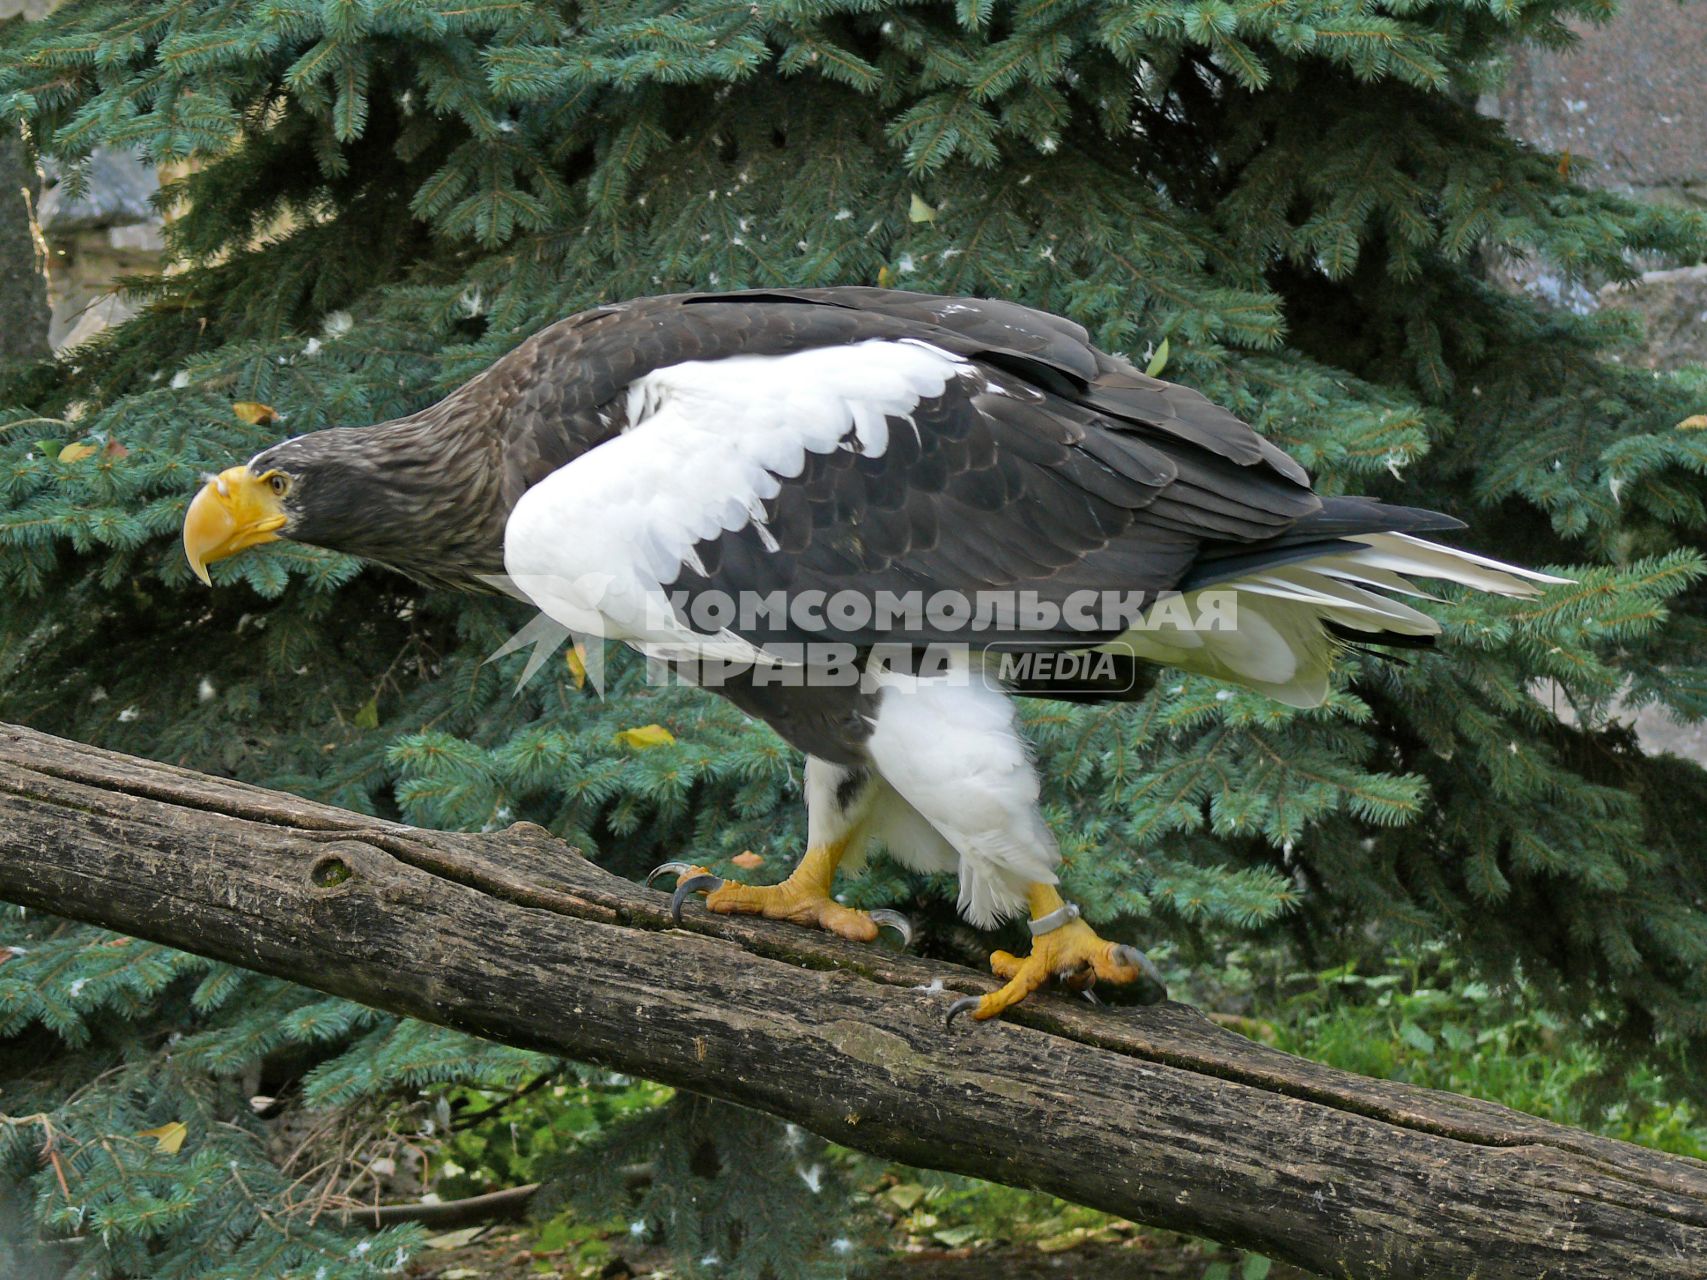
<box><xmin>497</xmin><ymin>290</ymin><xmax>1323</xmax><ymax>662</ymax></box>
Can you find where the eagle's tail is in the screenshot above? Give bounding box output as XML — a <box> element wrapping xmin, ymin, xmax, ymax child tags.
<box><xmin>1100</xmin><ymin>499</ymin><xmax>1569</xmax><ymax>708</ymax></box>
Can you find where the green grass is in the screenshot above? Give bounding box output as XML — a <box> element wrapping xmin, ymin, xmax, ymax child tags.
<box><xmin>1255</xmin><ymin>945</ymin><xmax>1707</xmax><ymax>1161</ymax></box>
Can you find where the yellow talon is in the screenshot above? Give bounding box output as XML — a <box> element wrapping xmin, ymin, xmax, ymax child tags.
<box><xmin>949</xmin><ymin>886</ymin><xmax>1166</xmax><ymax>1024</ymax></box>
<box><xmin>650</xmin><ymin>843</ymin><xmax>910</xmax><ymax>945</ymax></box>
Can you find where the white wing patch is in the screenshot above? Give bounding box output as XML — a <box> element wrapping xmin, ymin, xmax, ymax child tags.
<box><xmin>502</xmin><ymin>339</ymin><xmax>967</xmax><ymax>659</ymax></box>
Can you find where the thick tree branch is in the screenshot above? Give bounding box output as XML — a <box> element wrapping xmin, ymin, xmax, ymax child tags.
<box><xmin>338</xmin><ymin>1183</ymin><xmax>540</xmax><ymax>1230</ymax></box>
<box><xmin>0</xmin><ymin>722</ymin><xmax>1704</xmax><ymax>1278</ymax></box>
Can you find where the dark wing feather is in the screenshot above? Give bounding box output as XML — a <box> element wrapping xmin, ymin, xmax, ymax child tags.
<box><xmin>471</xmin><ymin>288</ymin><xmax>1322</xmax><ymax>647</ymax></box>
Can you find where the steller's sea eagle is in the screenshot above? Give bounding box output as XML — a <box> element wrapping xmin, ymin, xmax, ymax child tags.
<box><xmin>182</xmin><ymin>288</ymin><xmax>1563</xmax><ymax>1023</ymax></box>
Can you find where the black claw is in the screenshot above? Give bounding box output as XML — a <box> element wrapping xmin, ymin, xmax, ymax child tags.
<box><xmin>867</xmin><ymin>909</ymin><xmax>913</xmax><ymax>949</ymax></box>
<box><xmin>646</xmin><ymin>860</ymin><xmax>697</xmax><ymax>889</ymax></box>
<box><xmin>945</xmin><ymin>995</ymin><xmax>984</xmax><ymax>1028</ymax></box>
<box><xmin>1113</xmin><ymin>945</ymin><xmax>1168</xmax><ymax>1005</ymax></box>
<box><xmin>669</xmin><ymin>873</ymin><xmax>723</xmax><ymax>923</ymax></box>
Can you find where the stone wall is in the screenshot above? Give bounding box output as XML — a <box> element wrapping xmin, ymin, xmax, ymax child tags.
<box><xmin>36</xmin><ymin>148</ymin><xmax>164</xmax><ymax>350</ymax></box>
<box><xmin>0</xmin><ymin>0</ymin><xmax>165</xmax><ymax>354</ymax></box>
<box><xmin>1493</xmin><ymin>0</ymin><xmax>1707</xmax><ymax>208</ymax></box>
<box><xmin>1490</xmin><ymin>0</ymin><xmax>1707</xmax><ymax>367</ymax></box>
<box><xmin>1492</xmin><ymin>2</ymin><xmax>1707</xmax><ymax>756</ymax></box>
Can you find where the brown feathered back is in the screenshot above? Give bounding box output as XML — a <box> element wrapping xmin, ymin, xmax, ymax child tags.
<box><xmin>252</xmin><ymin>288</ymin><xmax>1330</xmax><ymax>595</ymax></box>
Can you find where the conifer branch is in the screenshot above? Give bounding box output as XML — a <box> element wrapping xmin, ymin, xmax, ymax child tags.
<box><xmin>1</xmin><ymin>720</ymin><xmax>1705</xmax><ymax>1279</ymax></box>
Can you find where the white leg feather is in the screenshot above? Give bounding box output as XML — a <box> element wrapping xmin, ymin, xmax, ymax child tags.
<box><xmin>863</xmin><ymin>663</ymin><xmax>1058</xmax><ymax>928</ymax></box>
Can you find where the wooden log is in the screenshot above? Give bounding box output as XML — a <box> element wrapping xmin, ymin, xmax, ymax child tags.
<box><xmin>0</xmin><ymin>720</ymin><xmax>1703</xmax><ymax>1278</ymax></box>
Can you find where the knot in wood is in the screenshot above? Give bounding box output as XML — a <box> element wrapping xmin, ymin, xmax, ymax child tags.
<box><xmin>308</xmin><ymin>845</ymin><xmax>363</xmax><ymax>892</ymax></box>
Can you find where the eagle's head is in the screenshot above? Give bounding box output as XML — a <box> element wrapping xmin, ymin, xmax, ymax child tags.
<box><xmin>182</xmin><ymin>423</ymin><xmax>508</xmax><ymax>591</ymax></box>
<box><xmin>182</xmin><ymin>461</ymin><xmax>292</xmax><ymax>585</ymax></box>
<box><xmin>182</xmin><ymin>430</ymin><xmax>373</xmax><ymax>584</ymax></box>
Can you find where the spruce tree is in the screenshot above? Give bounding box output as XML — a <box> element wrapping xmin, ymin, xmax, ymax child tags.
<box><xmin>0</xmin><ymin>0</ymin><xmax>1704</xmax><ymax>1273</ymax></box>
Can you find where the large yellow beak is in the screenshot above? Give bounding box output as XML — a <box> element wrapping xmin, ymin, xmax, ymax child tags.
<box><xmin>182</xmin><ymin>466</ymin><xmax>289</xmax><ymax>586</ymax></box>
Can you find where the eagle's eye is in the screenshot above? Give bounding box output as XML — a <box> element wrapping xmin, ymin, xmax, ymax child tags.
<box><xmin>267</xmin><ymin>472</ymin><xmax>291</xmax><ymax>498</ymax></box>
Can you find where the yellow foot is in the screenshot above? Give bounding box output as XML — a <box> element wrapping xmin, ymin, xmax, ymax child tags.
<box><xmin>947</xmin><ymin>910</ymin><xmax>1166</xmax><ymax>1025</ymax></box>
<box><xmin>647</xmin><ymin>856</ymin><xmax>911</xmax><ymax>946</ymax></box>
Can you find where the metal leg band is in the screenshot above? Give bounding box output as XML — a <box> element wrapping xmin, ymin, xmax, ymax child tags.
<box><xmin>1028</xmin><ymin>900</ymin><xmax>1082</xmax><ymax>937</ymax></box>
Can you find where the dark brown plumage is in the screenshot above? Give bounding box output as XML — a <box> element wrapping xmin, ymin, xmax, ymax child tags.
<box><xmin>247</xmin><ymin>286</ymin><xmax>1452</xmax><ymax>616</ymax></box>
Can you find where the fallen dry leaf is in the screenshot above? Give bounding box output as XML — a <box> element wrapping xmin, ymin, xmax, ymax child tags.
<box><xmin>232</xmin><ymin>401</ymin><xmax>278</xmax><ymax>426</ymax></box>
<box><xmin>615</xmin><ymin>724</ymin><xmax>676</xmax><ymax>749</ymax></box>
<box><xmin>137</xmin><ymin>1121</ymin><xmax>187</xmax><ymax>1154</ymax></box>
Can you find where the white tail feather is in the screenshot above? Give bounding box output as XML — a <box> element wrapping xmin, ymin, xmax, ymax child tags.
<box><xmin>1343</xmin><ymin>533</ymin><xmax>1570</xmax><ymax>598</ymax></box>
<box><xmin>1292</xmin><ymin>555</ymin><xmax>1447</xmax><ymax>601</ymax></box>
<box><xmin>1100</xmin><ymin>534</ymin><xmax>1566</xmax><ymax>708</ymax></box>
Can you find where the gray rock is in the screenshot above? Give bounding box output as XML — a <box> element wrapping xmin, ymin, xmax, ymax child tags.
<box><xmin>1539</xmin><ymin>678</ymin><xmax>1707</xmax><ymax>767</ymax></box>
<box><xmin>1597</xmin><ymin>265</ymin><xmax>1707</xmax><ymax>370</ymax></box>
<box><xmin>38</xmin><ymin>147</ymin><xmax>158</xmax><ymax>232</ymax></box>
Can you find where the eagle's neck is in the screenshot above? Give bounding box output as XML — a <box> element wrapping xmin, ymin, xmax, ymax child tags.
<box><xmin>259</xmin><ymin>316</ymin><xmax>631</xmax><ymax>591</ymax></box>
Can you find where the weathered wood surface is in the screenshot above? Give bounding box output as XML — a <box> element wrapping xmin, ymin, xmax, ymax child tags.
<box><xmin>0</xmin><ymin>720</ymin><xmax>1704</xmax><ymax>1279</ymax></box>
